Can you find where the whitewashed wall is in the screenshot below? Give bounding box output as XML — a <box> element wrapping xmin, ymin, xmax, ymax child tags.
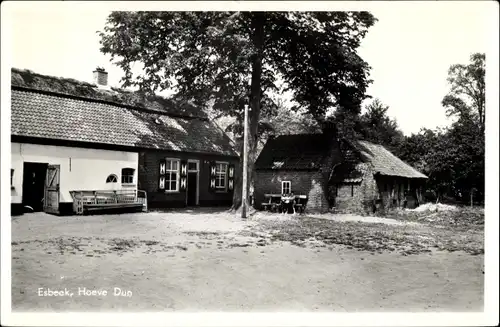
<box><xmin>11</xmin><ymin>142</ymin><xmax>138</xmax><ymax>204</ymax></box>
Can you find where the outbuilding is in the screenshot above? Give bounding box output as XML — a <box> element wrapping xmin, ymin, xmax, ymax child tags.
<box><xmin>254</xmin><ymin>130</ymin><xmax>427</xmax><ymax>214</ymax></box>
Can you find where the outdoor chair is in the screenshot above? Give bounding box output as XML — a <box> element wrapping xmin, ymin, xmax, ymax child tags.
<box><xmin>280</xmin><ymin>194</ymin><xmax>296</xmax><ymax>214</ymax></box>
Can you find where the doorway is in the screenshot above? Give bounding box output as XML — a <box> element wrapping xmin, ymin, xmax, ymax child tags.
<box><xmin>22</xmin><ymin>162</ymin><xmax>48</xmax><ymax>212</ymax></box>
<box><xmin>186</xmin><ymin>160</ymin><xmax>199</xmax><ymax>206</ymax></box>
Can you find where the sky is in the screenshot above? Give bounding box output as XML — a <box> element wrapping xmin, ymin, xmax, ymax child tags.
<box><xmin>5</xmin><ymin>1</ymin><xmax>493</xmax><ymax>135</ymax></box>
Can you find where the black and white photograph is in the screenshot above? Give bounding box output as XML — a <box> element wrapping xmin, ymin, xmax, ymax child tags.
<box><xmin>1</xmin><ymin>1</ymin><xmax>498</xmax><ymax>326</ymax></box>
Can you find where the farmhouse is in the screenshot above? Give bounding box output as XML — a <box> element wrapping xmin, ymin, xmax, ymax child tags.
<box><xmin>254</xmin><ymin>129</ymin><xmax>427</xmax><ymax>213</ymax></box>
<box><xmin>10</xmin><ymin>68</ymin><xmax>238</xmax><ymax>215</ymax></box>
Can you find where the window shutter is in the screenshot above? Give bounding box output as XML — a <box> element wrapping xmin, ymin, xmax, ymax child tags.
<box><xmin>209</xmin><ymin>161</ymin><xmax>216</xmax><ymax>192</ymax></box>
<box><xmin>180</xmin><ymin>160</ymin><xmax>187</xmax><ymax>191</ymax></box>
<box><xmin>228</xmin><ymin>163</ymin><xmax>235</xmax><ymax>192</ymax></box>
<box><xmin>159</xmin><ymin>159</ymin><xmax>166</xmax><ymax>191</ymax></box>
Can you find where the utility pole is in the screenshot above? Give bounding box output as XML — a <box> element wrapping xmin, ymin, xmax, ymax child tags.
<box><xmin>241</xmin><ymin>104</ymin><xmax>249</xmax><ymax>219</ymax></box>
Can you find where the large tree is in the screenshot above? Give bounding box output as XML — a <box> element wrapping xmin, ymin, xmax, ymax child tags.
<box><xmin>442</xmin><ymin>53</ymin><xmax>485</xmax><ymax>133</ymax></box>
<box><xmin>357</xmin><ymin>99</ymin><xmax>404</xmax><ymax>153</ymax></box>
<box><xmin>397</xmin><ymin>53</ymin><xmax>486</xmax><ymax>204</ymax></box>
<box><xmin>99</xmin><ymin>11</ymin><xmax>376</xmax><ymax>209</ymax></box>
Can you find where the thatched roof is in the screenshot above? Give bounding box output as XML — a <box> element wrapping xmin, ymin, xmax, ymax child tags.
<box><xmin>355</xmin><ymin>140</ymin><xmax>428</xmax><ymax>179</ymax></box>
<box><xmin>255</xmin><ymin>133</ymin><xmax>427</xmax><ymax>179</ymax></box>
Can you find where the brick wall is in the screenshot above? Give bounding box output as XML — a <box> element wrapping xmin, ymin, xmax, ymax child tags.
<box><xmin>332</xmin><ymin>169</ymin><xmax>424</xmax><ymax>213</ymax></box>
<box><xmin>332</xmin><ymin>163</ymin><xmax>376</xmax><ymax>213</ymax></box>
<box><xmin>254</xmin><ymin>170</ymin><xmax>329</xmax><ymax>213</ymax></box>
<box><xmin>253</xmin><ymin>135</ymin><xmax>342</xmax><ymax>213</ymax></box>
<box><xmin>139</xmin><ymin>150</ymin><xmax>238</xmax><ymax>208</ymax></box>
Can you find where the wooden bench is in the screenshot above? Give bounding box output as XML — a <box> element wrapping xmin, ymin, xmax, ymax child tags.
<box><xmin>71</xmin><ymin>190</ymin><xmax>148</xmax><ymax>215</ymax></box>
<box><xmin>261</xmin><ymin>194</ymin><xmax>281</xmax><ymax>212</ymax></box>
<box><xmin>294</xmin><ymin>194</ymin><xmax>307</xmax><ymax>214</ymax></box>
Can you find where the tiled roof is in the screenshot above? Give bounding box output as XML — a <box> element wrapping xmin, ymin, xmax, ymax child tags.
<box><xmin>11</xmin><ymin>88</ymin><xmax>237</xmax><ymax>156</ymax></box>
<box><xmin>255</xmin><ymin>134</ymin><xmax>331</xmax><ymax>170</ymax></box>
<box><xmin>355</xmin><ymin>140</ymin><xmax>428</xmax><ymax>179</ymax></box>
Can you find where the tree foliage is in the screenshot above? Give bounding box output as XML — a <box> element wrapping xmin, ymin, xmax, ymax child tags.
<box><xmin>326</xmin><ymin>98</ymin><xmax>404</xmax><ymax>154</ymax></box>
<box><xmin>398</xmin><ymin>54</ymin><xmax>486</xmax><ymax>204</ymax></box>
<box><xmin>99</xmin><ymin>11</ymin><xmax>376</xmax><ymax>208</ymax></box>
<box><xmin>442</xmin><ymin>53</ymin><xmax>485</xmax><ymax>133</ymax></box>
<box><xmin>357</xmin><ymin>99</ymin><xmax>404</xmax><ymax>153</ymax></box>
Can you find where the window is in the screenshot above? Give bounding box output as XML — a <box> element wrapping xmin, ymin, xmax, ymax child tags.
<box><xmin>272</xmin><ymin>161</ymin><xmax>285</xmax><ymax>169</ymax></box>
<box><xmin>188</xmin><ymin>161</ymin><xmax>198</xmax><ymax>171</ymax></box>
<box><xmin>215</xmin><ymin>162</ymin><xmax>228</xmax><ymax>189</ymax></box>
<box><xmin>11</xmin><ymin>169</ymin><xmax>14</xmax><ymax>188</ymax></box>
<box><xmin>106</xmin><ymin>174</ymin><xmax>118</xmax><ymax>183</ymax></box>
<box><xmin>165</xmin><ymin>159</ymin><xmax>180</xmax><ymax>192</ymax></box>
<box><xmin>121</xmin><ymin>168</ymin><xmax>135</xmax><ymax>184</ymax></box>
<box><xmin>351</xmin><ymin>184</ymin><xmax>354</xmax><ymax>197</ymax></box>
<box><xmin>282</xmin><ymin>181</ymin><xmax>291</xmax><ymax>194</ymax></box>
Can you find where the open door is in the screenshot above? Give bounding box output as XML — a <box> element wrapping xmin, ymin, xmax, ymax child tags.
<box><xmin>44</xmin><ymin>164</ymin><xmax>60</xmax><ymax>214</ymax></box>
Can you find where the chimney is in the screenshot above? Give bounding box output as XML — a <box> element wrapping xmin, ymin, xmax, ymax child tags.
<box><xmin>93</xmin><ymin>67</ymin><xmax>108</xmax><ymax>86</ymax></box>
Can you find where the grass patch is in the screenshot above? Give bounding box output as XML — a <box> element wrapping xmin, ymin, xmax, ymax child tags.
<box><xmin>383</xmin><ymin>206</ymin><xmax>484</xmax><ymax>230</ymax></box>
<box><xmin>255</xmin><ymin>216</ymin><xmax>483</xmax><ymax>255</ymax></box>
<box><xmin>184</xmin><ymin>231</ymin><xmax>222</xmax><ymax>239</ymax></box>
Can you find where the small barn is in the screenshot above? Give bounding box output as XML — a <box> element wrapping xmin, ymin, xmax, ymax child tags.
<box><xmin>10</xmin><ymin>68</ymin><xmax>238</xmax><ymax>215</ymax></box>
<box><xmin>254</xmin><ymin>132</ymin><xmax>427</xmax><ymax>214</ymax></box>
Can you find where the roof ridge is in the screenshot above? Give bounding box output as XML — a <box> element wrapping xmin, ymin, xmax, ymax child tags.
<box><xmin>12</xmin><ymin>86</ymin><xmax>207</xmax><ymax>121</ymax></box>
<box><xmin>275</xmin><ymin>132</ymin><xmax>325</xmax><ymax>137</ymax></box>
<box><xmin>11</xmin><ymin>67</ymin><xmax>209</xmax><ymax>120</ymax></box>
<box><xmin>12</xmin><ymin>67</ymin><xmax>96</xmax><ymax>87</ymax></box>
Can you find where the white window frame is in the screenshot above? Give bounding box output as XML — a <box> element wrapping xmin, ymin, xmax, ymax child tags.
<box><xmin>121</xmin><ymin>168</ymin><xmax>135</xmax><ymax>185</ymax></box>
<box><xmin>187</xmin><ymin>159</ymin><xmax>200</xmax><ymax>205</ymax></box>
<box><xmin>215</xmin><ymin>161</ymin><xmax>228</xmax><ymax>191</ymax></box>
<box><xmin>282</xmin><ymin>181</ymin><xmax>291</xmax><ymax>194</ymax></box>
<box><xmin>187</xmin><ymin>160</ymin><xmax>199</xmax><ymax>172</ymax></box>
<box><xmin>106</xmin><ymin>174</ymin><xmax>118</xmax><ymax>183</ymax></box>
<box><xmin>165</xmin><ymin>158</ymin><xmax>180</xmax><ymax>193</ymax></box>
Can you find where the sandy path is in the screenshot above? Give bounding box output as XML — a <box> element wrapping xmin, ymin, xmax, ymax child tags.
<box><xmin>12</xmin><ymin>241</ymin><xmax>483</xmax><ymax>312</ymax></box>
<box><xmin>11</xmin><ymin>211</ymin><xmax>483</xmax><ymax>312</ymax></box>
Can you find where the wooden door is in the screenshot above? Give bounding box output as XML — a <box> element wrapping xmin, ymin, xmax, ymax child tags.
<box><xmin>187</xmin><ymin>172</ymin><xmax>198</xmax><ymax>206</ymax></box>
<box><xmin>44</xmin><ymin>165</ymin><xmax>60</xmax><ymax>214</ymax></box>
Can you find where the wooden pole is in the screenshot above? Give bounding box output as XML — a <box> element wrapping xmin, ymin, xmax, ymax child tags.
<box><xmin>241</xmin><ymin>104</ymin><xmax>249</xmax><ymax>219</ymax></box>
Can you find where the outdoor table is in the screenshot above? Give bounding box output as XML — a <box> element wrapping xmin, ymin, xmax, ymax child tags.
<box><xmin>262</xmin><ymin>194</ymin><xmax>307</xmax><ymax>214</ymax></box>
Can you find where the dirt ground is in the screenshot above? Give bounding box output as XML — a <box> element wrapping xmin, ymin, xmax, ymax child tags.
<box><xmin>11</xmin><ymin>209</ymin><xmax>484</xmax><ymax>312</ymax></box>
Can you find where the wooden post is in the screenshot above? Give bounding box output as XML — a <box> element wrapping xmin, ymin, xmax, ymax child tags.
<box><xmin>242</xmin><ymin>104</ymin><xmax>249</xmax><ymax>219</ymax></box>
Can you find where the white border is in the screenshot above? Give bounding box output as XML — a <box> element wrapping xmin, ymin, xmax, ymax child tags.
<box><xmin>1</xmin><ymin>1</ymin><xmax>498</xmax><ymax>326</ymax></box>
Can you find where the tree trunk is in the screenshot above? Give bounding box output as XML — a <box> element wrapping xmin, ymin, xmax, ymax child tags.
<box><xmin>231</xmin><ymin>13</ymin><xmax>265</xmax><ymax>211</ymax></box>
